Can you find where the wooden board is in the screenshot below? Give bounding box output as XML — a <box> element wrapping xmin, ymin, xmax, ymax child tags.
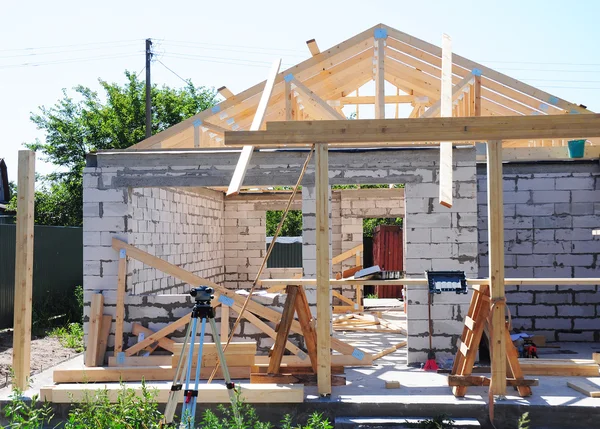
<box><xmin>227</xmin><ymin>59</ymin><xmax>281</xmax><ymax>196</ymax></box>
<box><xmin>114</xmin><ymin>254</ymin><xmax>127</xmax><ymax>355</ymax></box>
<box><xmin>519</xmin><ymin>359</ymin><xmax>599</xmax><ymax>376</ymax></box>
<box><xmin>12</xmin><ymin>150</ymin><xmax>35</xmax><ymax>391</ymax></box>
<box><xmin>85</xmin><ymin>294</ymin><xmax>104</xmax><ymax>367</ymax></box>
<box><xmin>108</xmin><ymin>355</ymin><xmax>172</xmax><ymax>367</ymax></box>
<box><xmin>96</xmin><ymin>315</ymin><xmax>112</xmax><ymax>366</ymax></box>
<box><xmin>41</xmin><ymin>383</ymin><xmax>304</xmax><ymax>404</ymax></box>
<box><xmin>252</xmin><ymin>364</ymin><xmax>344</xmax><ymax>375</ymax></box>
<box><xmin>171</xmin><ymin>342</ymin><xmax>256</xmax><ymax>368</ymax></box>
<box><xmin>448</xmin><ymin>375</ymin><xmax>538</xmax><ymax>387</ymax></box>
<box><xmin>593</xmin><ymin>353</ymin><xmax>600</xmax><ymax>364</ymax></box>
<box><xmin>224</xmin><ymin>115</ymin><xmax>600</xmax><ymax>147</ymax></box>
<box><xmin>438</xmin><ymin>33</ymin><xmax>453</xmax><ymax>208</ymax></box>
<box><xmin>131</xmin><ymin>323</ymin><xmax>176</xmax><ymax>353</ymax></box>
<box><xmin>250</xmin><ymin>373</ymin><xmax>345</xmax><ymax>386</ymax></box>
<box><xmin>53</xmin><ymin>365</ymin><xmax>250</xmax><ymax>383</ymax></box>
<box><xmin>254</xmin><ymin>354</ymin><xmax>372</xmax><ymax>367</ymax></box>
<box><xmin>567</xmin><ymin>379</ymin><xmax>600</xmax><ymax>397</ymax></box>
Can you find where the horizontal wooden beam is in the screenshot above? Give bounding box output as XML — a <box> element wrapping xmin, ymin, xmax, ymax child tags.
<box><xmin>448</xmin><ymin>375</ymin><xmax>539</xmax><ymax>387</ymax></box>
<box><xmin>223</xmin><ymin>115</ymin><xmax>600</xmax><ymax>146</ymax></box>
<box><xmin>340</xmin><ymin>95</ymin><xmax>417</xmax><ymax>105</ymax></box>
<box><xmin>41</xmin><ymin>383</ymin><xmax>304</xmax><ymax>404</ymax></box>
<box><xmin>53</xmin><ymin>365</ymin><xmax>251</xmax><ymax>383</ymax></box>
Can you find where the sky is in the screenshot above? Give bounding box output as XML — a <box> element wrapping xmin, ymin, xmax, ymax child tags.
<box><xmin>2</xmin><ymin>0</ymin><xmax>600</xmax><ymax>183</ymax></box>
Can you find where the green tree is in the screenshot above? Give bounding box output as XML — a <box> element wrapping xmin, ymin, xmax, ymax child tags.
<box><xmin>11</xmin><ymin>71</ymin><xmax>217</xmax><ymax>226</ymax></box>
<box><xmin>266</xmin><ymin>210</ymin><xmax>303</xmax><ymax>236</ymax></box>
<box><xmin>363</xmin><ymin>217</ymin><xmax>403</xmax><ymax>238</ymax></box>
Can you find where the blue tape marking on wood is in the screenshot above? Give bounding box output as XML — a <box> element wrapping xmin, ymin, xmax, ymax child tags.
<box><xmin>117</xmin><ymin>352</ymin><xmax>125</xmax><ymax>365</ymax></box>
<box><xmin>539</xmin><ymin>103</ymin><xmax>549</xmax><ymax>112</ymax></box>
<box><xmin>218</xmin><ymin>295</ymin><xmax>234</xmax><ymax>307</ymax></box>
<box><xmin>192</xmin><ymin>119</ymin><xmax>202</xmax><ymax>127</ymax></box>
<box><xmin>570</xmin><ymin>109</ymin><xmax>580</xmax><ymax>114</ymax></box>
<box><xmin>352</xmin><ymin>348</ymin><xmax>365</xmax><ymax>360</ymax></box>
<box><xmin>226</xmin><ymin>118</ymin><xmax>235</xmax><ymax>125</ymax></box>
<box><xmin>211</xmin><ymin>105</ymin><xmax>221</xmax><ymax>113</ymax></box>
<box><xmin>297</xmin><ymin>350</ymin><xmax>307</xmax><ymax>360</ymax></box>
<box><xmin>119</xmin><ymin>249</ymin><xmax>126</xmax><ymax>259</ymax></box>
<box><xmin>284</xmin><ymin>73</ymin><xmax>294</xmax><ymax>83</ymax></box>
<box><xmin>548</xmin><ymin>95</ymin><xmax>559</xmax><ymax>105</ymax></box>
<box><xmin>471</xmin><ymin>68</ymin><xmax>482</xmax><ymax>77</ymax></box>
<box><xmin>374</xmin><ymin>28</ymin><xmax>388</xmax><ymax>39</ymax></box>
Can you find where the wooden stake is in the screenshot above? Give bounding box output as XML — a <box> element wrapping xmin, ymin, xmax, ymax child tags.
<box><xmin>96</xmin><ymin>315</ymin><xmax>112</xmax><ymax>366</ymax></box>
<box><xmin>439</xmin><ymin>33</ymin><xmax>453</xmax><ymax>208</ymax></box>
<box><xmin>85</xmin><ymin>294</ymin><xmax>104</xmax><ymax>367</ymax></box>
<box><xmin>487</xmin><ymin>140</ymin><xmax>506</xmax><ymax>395</ymax></box>
<box><xmin>114</xmin><ymin>253</ymin><xmax>127</xmax><ymax>355</ymax></box>
<box><xmin>12</xmin><ymin>150</ymin><xmax>35</xmax><ymax>390</ymax></box>
<box><xmin>316</xmin><ymin>143</ymin><xmax>331</xmax><ymax>395</ymax></box>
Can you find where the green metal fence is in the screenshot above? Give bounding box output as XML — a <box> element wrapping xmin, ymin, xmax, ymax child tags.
<box><xmin>0</xmin><ymin>225</ymin><xmax>83</xmax><ymax>329</ymax></box>
<box><xmin>266</xmin><ymin>237</ymin><xmax>302</xmax><ymax>268</ymax></box>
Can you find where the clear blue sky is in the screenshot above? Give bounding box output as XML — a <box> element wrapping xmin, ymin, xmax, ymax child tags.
<box><xmin>2</xmin><ymin>0</ymin><xmax>600</xmax><ymax>182</ymax></box>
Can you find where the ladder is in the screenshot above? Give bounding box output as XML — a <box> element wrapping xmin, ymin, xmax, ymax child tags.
<box><xmin>449</xmin><ymin>284</ymin><xmax>535</xmax><ymax>397</ymax></box>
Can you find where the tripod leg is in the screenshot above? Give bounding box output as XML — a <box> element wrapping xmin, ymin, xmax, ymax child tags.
<box><xmin>190</xmin><ymin>317</ymin><xmax>207</xmax><ymax>421</ymax></box>
<box><xmin>163</xmin><ymin>319</ymin><xmax>193</xmax><ymax>424</ymax></box>
<box><xmin>181</xmin><ymin>317</ymin><xmax>199</xmax><ymax>427</ymax></box>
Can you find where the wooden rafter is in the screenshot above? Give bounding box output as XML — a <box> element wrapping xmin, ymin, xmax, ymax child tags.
<box><xmin>288</xmin><ymin>75</ymin><xmax>345</xmax><ymax>120</ymax></box>
<box><xmin>422</xmin><ymin>74</ymin><xmax>474</xmax><ymax>118</ymax></box>
<box><xmin>306</xmin><ymin>39</ymin><xmax>320</xmax><ymax>56</ymax></box>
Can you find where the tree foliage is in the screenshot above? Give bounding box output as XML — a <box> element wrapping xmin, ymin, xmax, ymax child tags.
<box><xmin>13</xmin><ymin>71</ymin><xmax>217</xmax><ymax>226</ymax></box>
<box><xmin>363</xmin><ymin>217</ymin><xmax>403</xmax><ymax>238</ymax></box>
<box><xmin>266</xmin><ymin>210</ymin><xmax>303</xmax><ymax>237</ymax></box>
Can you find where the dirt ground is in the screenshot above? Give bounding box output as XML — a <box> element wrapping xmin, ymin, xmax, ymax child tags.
<box><xmin>0</xmin><ymin>330</ymin><xmax>79</xmax><ymax>389</ymax></box>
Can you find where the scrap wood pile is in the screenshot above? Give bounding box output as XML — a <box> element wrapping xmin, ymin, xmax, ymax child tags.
<box><xmin>333</xmin><ymin>313</ymin><xmax>407</xmax><ymax>334</ymax></box>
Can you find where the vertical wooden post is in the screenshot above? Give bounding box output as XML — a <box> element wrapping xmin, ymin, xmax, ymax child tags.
<box><xmin>374</xmin><ymin>36</ymin><xmax>385</xmax><ymax>119</ymax></box>
<box><xmin>474</xmin><ymin>74</ymin><xmax>482</xmax><ymax>117</ymax></box>
<box><xmin>487</xmin><ymin>140</ymin><xmax>506</xmax><ymax>395</ymax></box>
<box><xmin>86</xmin><ymin>293</ymin><xmax>104</xmax><ymax>367</ymax></box>
<box><xmin>114</xmin><ymin>252</ymin><xmax>127</xmax><ymax>355</ymax></box>
<box><xmin>285</xmin><ymin>80</ymin><xmax>293</xmax><ymax>121</ymax></box>
<box><xmin>315</xmin><ymin>143</ymin><xmax>331</xmax><ymax>395</ymax></box>
<box><xmin>220</xmin><ymin>305</ymin><xmax>230</xmax><ymax>342</ymax></box>
<box><xmin>12</xmin><ymin>150</ymin><xmax>35</xmax><ymax>390</ymax></box>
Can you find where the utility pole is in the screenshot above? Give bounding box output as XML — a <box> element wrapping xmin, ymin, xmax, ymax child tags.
<box><xmin>145</xmin><ymin>38</ymin><xmax>153</xmax><ymax>139</ymax></box>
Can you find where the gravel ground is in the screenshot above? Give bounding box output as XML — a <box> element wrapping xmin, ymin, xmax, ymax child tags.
<box><xmin>0</xmin><ymin>329</ymin><xmax>79</xmax><ymax>389</ymax></box>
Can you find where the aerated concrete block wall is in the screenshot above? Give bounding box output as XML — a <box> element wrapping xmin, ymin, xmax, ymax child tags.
<box><xmin>128</xmin><ymin>187</ymin><xmax>225</xmax><ymax>295</ymax></box>
<box><xmin>477</xmin><ymin>162</ymin><xmax>600</xmax><ymax>342</ymax></box>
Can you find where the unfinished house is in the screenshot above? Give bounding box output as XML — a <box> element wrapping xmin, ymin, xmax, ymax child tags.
<box><xmin>50</xmin><ymin>23</ymin><xmax>600</xmax><ymax>411</ymax></box>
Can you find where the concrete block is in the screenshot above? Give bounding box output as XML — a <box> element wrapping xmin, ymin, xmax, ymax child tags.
<box><xmin>571</xmin><ymin>190</ymin><xmax>600</xmax><ymax>203</ymax></box>
<box><xmin>84</xmin><ymin>188</ymin><xmax>126</xmax><ymax>203</ymax></box>
<box><xmin>510</xmin><ymin>318</ymin><xmax>533</xmax><ymax>330</ymax></box>
<box><xmin>504</xmin><ymin>191</ymin><xmax>531</xmax><ymax>204</ymax></box>
<box><xmin>515</xmin><ymin>203</ymin><xmax>554</xmax><ymax>217</ymax></box>
<box><xmin>517</xmin><ymin>178</ymin><xmax>555</xmax><ymax>191</ymax></box>
<box><xmin>533</xmin><ymin>241</ymin><xmax>571</xmax><ymax>254</ymax></box>
<box><xmin>557</xmin><ymin>228</ymin><xmax>596</xmax><ymax>241</ymax></box>
<box><xmin>573</xmin><ymin>216</ymin><xmax>600</xmax><ymax>228</ymax></box>
<box><xmin>533</xmin><ymin>229</ymin><xmax>554</xmax><ymax>241</ymax></box>
<box><xmin>518</xmin><ymin>305</ymin><xmax>555</xmax><ymax>317</ymax></box>
<box><xmin>573</xmin><ymin>319</ymin><xmax>600</xmax><ymax>330</ymax></box>
<box><xmin>127</xmin><ymin>305</ymin><xmax>170</xmax><ymax>320</ymax></box>
<box><xmin>516</xmin><ymin>254</ymin><xmax>554</xmax><ymax>267</ymax></box>
<box><xmin>557</xmin><ymin>331</ymin><xmax>596</xmax><ymax>342</ymax></box>
<box><xmin>554</xmin><ymin>176</ymin><xmax>595</xmax><ymax>190</ymax></box>
<box><xmin>506</xmin><ymin>292</ymin><xmax>534</xmax><ymax>304</ymax></box>
<box><xmin>535</xmin><ymin>292</ymin><xmax>572</xmax><ymax>305</ymax></box>
<box><xmin>574</xmin><ymin>267</ymin><xmax>600</xmax><ymax>277</ymax></box>
<box><xmin>533</xmin><ymin>215</ymin><xmax>572</xmax><ymax>229</ymax></box>
<box><xmin>556</xmin><ymin>254</ymin><xmax>594</xmax><ymax>267</ymax></box>
<box><xmin>556</xmin><ymin>305</ymin><xmax>595</xmax><ymax>317</ymax></box>
<box><xmin>574</xmin><ymin>292</ymin><xmax>600</xmax><ymax>304</ymax></box>
<box><xmin>532</xmin><ymin>190</ymin><xmax>570</xmax><ymax>204</ymax></box>
<box><xmin>572</xmin><ymin>241</ymin><xmax>600</xmax><ymax>253</ymax></box>
<box><xmin>535</xmin><ymin>318</ymin><xmax>572</xmax><ymax>330</ymax></box>
<box><xmin>534</xmin><ymin>266</ymin><xmax>573</xmax><ymax>277</ymax></box>
<box><xmin>555</xmin><ymin>202</ymin><xmax>595</xmax><ymax>216</ymax></box>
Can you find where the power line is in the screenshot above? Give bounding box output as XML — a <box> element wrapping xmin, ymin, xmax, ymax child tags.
<box><xmin>0</xmin><ymin>41</ymin><xmax>141</xmax><ymax>59</ymax></box>
<box><xmin>0</xmin><ymin>52</ymin><xmax>142</xmax><ymax>69</ymax></box>
<box><xmin>156</xmin><ymin>59</ymin><xmax>190</xmax><ymax>85</ymax></box>
<box><xmin>159</xmin><ymin>39</ymin><xmax>306</xmax><ymax>54</ymax></box>
<box><xmin>0</xmin><ymin>39</ymin><xmax>143</xmax><ymax>53</ymax></box>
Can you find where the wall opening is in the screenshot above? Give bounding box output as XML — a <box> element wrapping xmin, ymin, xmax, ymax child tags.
<box><xmin>266</xmin><ymin>209</ymin><xmax>302</xmax><ymax>268</ymax></box>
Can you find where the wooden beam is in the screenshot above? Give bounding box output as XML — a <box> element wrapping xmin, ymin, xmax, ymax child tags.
<box><xmin>306</xmin><ymin>39</ymin><xmax>320</xmax><ymax>57</ymax></box>
<box><xmin>224</xmin><ymin>115</ymin><xmax>600</xmax><ymax>146</ymax></box>
<box><xmin>332</xmin><ymin>244</ymin><xmax>364</xmax><ymax>265</ymax></box>
<box><xmin>131</xmin><ymin>323</ymin><xmax>176</xmax><ymax>352</ymax></box>
<box><xmin>340</xmin><ymin>95</ymin><xmax>415</xmax><ymax>105</ymax></box>
<box><xmin>220</xmin><ymin>305</ymin><xmax>230</xmax><ymax>341</ymax></box>
<box><xmin>289</xmin><ymin>76</ymin><xmax>345</xmax><ymax>120</ymax></box>
<box><xmin>439</xmin><ymin>34</ymin><xmax>453</xmax><ymax>208</ymax></box>
<box><xmin>567</xmin><ymin>380</ymin><xmax>600</xmax><ymax>397</ymax></box>
<box><xmin>448</xmin><ymin>375</ymin><xmax>539</xmax><ymax>387</ymax></box>
<box><xmin>41</xmin><ymin>383</ymin><xmax>304</xmax><ymax>404</ymax></box>
<box><xmin>316</xmin><ymin>143</ymin><xmax>331</xmax><ymax>395</ymax></box>
<box><xmin>218</xmin><ymin>86</ymin><xmax>235</xmax><ymax>99</ymax></box>
<box><xmin>285</xmin><ymin>79</ymin><xmax>293</xmax><ymax>120</ymax></box>
<box><xmin>124</xmin><ymin>314</ymin><xmax>191</xmax><ymax>357</ymax></box>
<box><xmin>96</xmin><ymin>315</ymin><xmax>112</xmax><ymax>366</ymax></box>
<box><xmin>114</xmin><ymin>253</ymin><xmax>127</xmax><ymax>355</ymax></box>
<box><xmin>487</xmin><ymin>139</ymin><xmax>506</xmax><ymax>395</ymax></box>
<box><xmin>374</xmin><ymin>30</ymin><xmax>386</xmax><ymax>119</ymax></box>
<box><xmin>268</xmin><ymin>285</ymin><xmax>299</xmax><ymax>374</ymax></box>
<box><xmin>474</xmin><ymin>74</ymin><xmax>482</xmax><ymax>117</ymax></box>
<box><xmin>254</xmin><ymin>353</ymin><xmax>373</xmax><ymax>367</ymax></box>
<box><xmin>53</xmin><ymin>365</ymin><xmax>251</xmax><ymax>383</ymax></box>
<box><xmin>85</xmin><ymin>294</ymin><xmax>104</xmax><ymax>367</ymax></box>
<box><xmin>11</xmin><ymin>150</ymin><xmax>35</xmax><ymax>391</ymax></box>
<box><xmin>227</xmin><ymin>59</ymin><xmax>282</xmax><ymax>196</ymax></box>
<box><xmin>421</xmin><ymin>74</ymin><xmax>474</xmax><ymax>119</ymax></box>
<box><xmin>294</xmin><ymin>286</ymin><xmax>318</xmax><ymax>373</ymax></box>
<box><xmin>108</xmin><ymin>355</ymin><xmax>172</xmax><ymax>367</ymax></box>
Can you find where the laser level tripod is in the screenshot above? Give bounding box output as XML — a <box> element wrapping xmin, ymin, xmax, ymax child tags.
<box><xmin>163</xmin><ymin>286</ymin><xmax>238</xmax><ymax>427</ymax></box>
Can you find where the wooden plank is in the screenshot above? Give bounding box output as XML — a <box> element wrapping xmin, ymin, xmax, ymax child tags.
<box><xmin>41</xmin><ymin>383</ymin><xmax>304</xmax><ymax>404</ymax></box>
<box><xmin>285</xmin><ymin>79</ymin><xmax>293</xmax><ymax>121</ymax></box>
<box><xmin>254</xmin><ymin>354</ymin><xmax>372</xmax><ymax>367</ymax></box>
<box><xmin>53</xmin><ymin>365</ymin><xmax>251</xmax><ymax>383</ymax></box>
<box><xmin>85</xmin><ymin>294</ymin><xmax>104</xmax><ymax>367</ymax></box>
<box><xmin>374</xmin><ymin>35</ymin><xmax>385</xmax><ymax>119</ymax></box>
<box><xmin>593</xmin><ymin>353</ymin><xmax>600</xmax><ymax>364</ymax></box>
<box><xmin>332</xmin><ymin>244</ymin><xmax>364</xmax><ymax>265</ymax></box>
<box><xmin>269</xmin><ymin>285</ymin><xmax>299</xmax><ymax>374</ymax></box>
<box><xmin>172</xmin><ymin>342</ymin><xmax>255</xmax><ymax>355</ymax></box>
<box><xmin>11</xmin><ymin>150</ymin><xmax>35</xmax><ymax>391</ymax></box>
<box><xmin>474</xmin><ymin>74</ymin><xmax>481</xmax><ymax>117</ymax></box>
<box><xmin>306</xmin><ymin>39</ymin><xmax>320</xmax><ymax>57</ymax></box>
<box><xmin>295</xmin><ymin>286</ymin><xmax>318</xmax><ymax>373</ymax></box>
<box><xmin>217</xmin><ymin>86</ymin><xmax>235</xmax><ymax>99</ymax></box>
<box><xmin>171</xmin><ymin>351</ymin><xmax>255</xmax><ymax>369</ymax></box>
<box><xmin>220</xmin><ymin>305</ymin><xmax>230</xmax><ymax>341</ymax></box>
<box><xmin>504</xmin><ymin>326</ymin><xmax>531</xmax><ymax>397</ymax></box>
<box><xmin>108</xmin><ymin>355</ymin><xmax>172</xmax><ymax>367</ymax></box>
<box><xmin>464</xmin><ymin>316</ymin><xmax>476</xmax><ymax>331</ymax></box>
<box><xmin>124</xmin><ymin>314</ymin><xmax>190</xmax><ymax>357</ymax></box>
<box><xmin>114</xmin><ymin>254</ymin><xmax>127</xmax><ymax>355</ymax></box>
<box><xmin>96</xmin><ymin>315</ymin><xmax>112</xmax><ymax>366</ymax></box>
<box><xmin>253</xmin><ymin>364</ymin><xmax>345</xmax><ymax>374</ymax></box>
<box><xmin>227</xmin><ymin>58</ymin><xmax>282</xmax><ymax>196</ymax></box>
<box><xmin>567</xmin><ymin>379</ymin><xmax>600</xmax><ymax>397</ymax></box>
<box><xmin>340</xmin><ymin>95</ymin><xmax>415</xmax><ymax>105</ymax></box>
<box><xmin>487</xmin><ymin>140</ymin><xmax>506</xmax><ymax>395</ymax></box>
<box><xmin>421</xmin><ymin>74</ymin><xmax>474</xmax><ymax>119</ymax></box>
<box><xmin>316</xmin><ymin>143</ymin><xmax>331</xmax><ymax>396</ymax></box>
<box><xmin>289</xmin><ymin>76</ymin><xmax>345</xmax><ymax>120</ymax></box>
<box><xmin>132</xmin><ymin>323</ymin><xmax>176</xmax><ymax>353</ymax></box>
<box><xmin>250</xmin><ymin>373</ymin><xmax>346</xmax><ymax>386</ymax></box>
<box><xmin>448</xmin><ymin>375</ymin><xmax>538</xmax><ymax>387</ymax></box>
<box><xmin>224</xmin><ymin>115</ymin><xmax>600</xmax><ymax>147</ymax></box>
<box><xmin>373</xmin><ymin>341</ymin><xmax>407</xmax><ymax>360</ymax></box>
<box><xmin>439</xmin><ymin>33</ymin><xmax>453</xmax><ymax>208</ymax></box>
<box><xmin>520</xmin><ymin>360</ymin><xmax>599</xmax><ymax>377</ymax></box>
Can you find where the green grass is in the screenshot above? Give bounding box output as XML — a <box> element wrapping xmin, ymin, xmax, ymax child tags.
<box><xmin>49</xmin><ymin>322</ymin><xmax>84</xmax><ymax>352</ymax></box>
